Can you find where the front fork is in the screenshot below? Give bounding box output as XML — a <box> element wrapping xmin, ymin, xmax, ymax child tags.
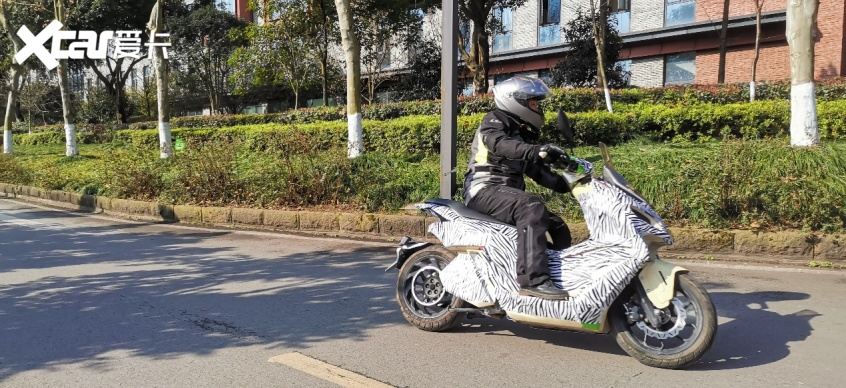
<box><xmin>632</xmin><ymin>258</ymin><xmax>689</xmax><ymax>327</ymax></box>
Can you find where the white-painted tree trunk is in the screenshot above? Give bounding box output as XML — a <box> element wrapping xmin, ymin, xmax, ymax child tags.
<box><xmin>64</xmin><ymin>124</ymin><xmax>78</xmax><ymax>155</ymax></box>
<box><xmin>789</xmin><ymin>82</ymin><xmax>819</xmax><ymax>146</ymax></box>
<box><xmin>750</xmin><ymin>0</ymin><xmax>763</xmax><ymax>102</ymax></box>
<box><xmin>334</xmin><ymin>0</ymin><xmax>364</xmax><ymax>158</ymax></box>
<box><xmin>55</xmin><ymin>0</ymin><xmax>77</xmax><ymax>157</ymax></box>
<box><xmin>2</xmin><ymin>69</ymin><xmax>20</xmax><ymax>155</ymax></box>
<box><xmin>0</xmin><ymin>2</ymin><xmax>23</xmax><ymax>155</ymax></box>
<box><xmin>786</xmin><ymin>0</ymin><xmax>820</xmax><ymax>147</ymax></box>
<box><xmin>149</xmin><ymin>1</ymin><xmax>172</xmax><ymax>158</ymax></box>
<box><xmin>347</xmin><ymin>113</ymin><xmax>363</xmax><ymax>158</ymax></box>
<box><xmin>603</xmin><ymin>87</ymin><xmax>613</xmax><ymax>113</ymax></box>
<box><xmin>749</xmin><ymin>81</ymin><xmax>757</xmax><ymax>102</ymax></box>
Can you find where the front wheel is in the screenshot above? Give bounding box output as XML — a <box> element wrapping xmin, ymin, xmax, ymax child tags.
<box><xmin>396</xmin><ymin>246</ymin><xmax>464</xmax><ymax>332</ymax></box>
<box><xmin>612</xmin><ymin>274</ymin><xmax>717</xmax><ymax>369</ymax></box>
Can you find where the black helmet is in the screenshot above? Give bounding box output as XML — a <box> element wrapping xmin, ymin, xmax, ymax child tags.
<box><xmin>492</xmin><ymin>76</ymin><xmax>550</xmax><ymax>130</ymax></box>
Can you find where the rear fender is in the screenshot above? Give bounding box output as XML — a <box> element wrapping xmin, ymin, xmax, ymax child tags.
<box><xmin>385</xmin><ymin>236</ymin><xmax>431</xmax><ymax>272</ymax></box>
<box><xmin>638</xmin><ymin>258</ymin><xmax>688</xmax><ymax>309</ymax></box>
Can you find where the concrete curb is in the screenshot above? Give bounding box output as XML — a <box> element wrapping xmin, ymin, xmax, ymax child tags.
<box><xmin>0</xmin><ymin>182</ymin><xmax>843</xmax><ymax>268</ymax></box>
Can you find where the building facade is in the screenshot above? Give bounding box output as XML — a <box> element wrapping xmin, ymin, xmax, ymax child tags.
<box><xmin>482</xmin><ymin>0</ymin><xmax>845</xmax><ymax>89</ymax></box>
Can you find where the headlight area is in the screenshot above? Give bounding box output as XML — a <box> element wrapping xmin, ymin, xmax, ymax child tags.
<box><xmin>631</xmin><ymin>205</ymin><xmax>674</xmax><ymax>247</ymax></box>
<box><xmin>631</xmin><ymin>205</ymin><xmax>660</xmax><ymax>227</ymax></box>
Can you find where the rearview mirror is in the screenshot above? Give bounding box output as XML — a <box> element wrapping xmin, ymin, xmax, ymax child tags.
<box><xmin>557</xmin><ymin>110</ymin><xmax>575</xmax><ymax>147</ymax></box>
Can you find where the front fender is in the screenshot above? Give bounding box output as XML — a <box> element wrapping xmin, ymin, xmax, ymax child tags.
<box><xmin>385</xmin><ymin>236</ymin><xmax>431</xmax><ymax>272</ymax></box>
<box><xmin>638</xmin><ymin>258</ymin><xmax>688</xmax><ymax>309</ymax></box>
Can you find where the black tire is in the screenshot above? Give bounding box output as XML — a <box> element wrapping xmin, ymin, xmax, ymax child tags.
<box><xmin>612</xmin><ymin>274</ymin><xmax>717</xmax><ymax>369</ymax></box>
<box><xmin>396</xmin><ymin>245</ymin><xmax>464</xmax><ymax>332</ymax></box>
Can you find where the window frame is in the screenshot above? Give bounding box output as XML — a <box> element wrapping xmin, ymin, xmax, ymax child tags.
<box><xmin>539</xmin><ymin>0</ymin><xmax>561</xmax><ymax>26</ymax></box>
<box><xmin>663</xmin><ymin>52</ymin><xmax>697</xmax><ymax>86</ymax></box>
<box><xmin>664</xmin><ymin>0</ymin><xmax>697</xmax><ymax>27</ymax></box>
<box><xmin>610</xmin><ymin>0</ymin><xmax>631</xmax><ymax>13</ymax></box>
<box><xmin>492</xmin><ymin>7</ymin><xmax>513</xmax><ymax>53</ymax></box>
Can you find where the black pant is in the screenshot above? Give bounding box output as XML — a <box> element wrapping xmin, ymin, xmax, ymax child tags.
<box><xmin>466</xmin><ymin>185</ymin><xmax>572</xmax><ymax>287</ymax></box>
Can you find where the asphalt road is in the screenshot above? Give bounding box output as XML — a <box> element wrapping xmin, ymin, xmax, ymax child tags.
<box><xmin>1</xmin><ymin>199</ymin><xmax>843</xmax><ymax>387</ymax></box>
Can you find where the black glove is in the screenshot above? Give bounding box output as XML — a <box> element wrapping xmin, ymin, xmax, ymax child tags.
<box><xmin>538</xmin><ymin>144</ymin><xmax>567</xmax><ymax>164</ymax></box>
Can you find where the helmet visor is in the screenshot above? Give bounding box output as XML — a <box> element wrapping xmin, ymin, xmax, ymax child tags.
<box><xmin>511</xmin><ymin>78</ymin><xmax>550</xmax><ymax>101</ymax></box>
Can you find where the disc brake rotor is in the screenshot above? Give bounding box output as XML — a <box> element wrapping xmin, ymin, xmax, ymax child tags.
<box><xmin>411</xmin><ymin>265</ymin><xmax>445</xmax><ymax>307</ymax></box>
<box><xmin>635</xmin><ymin>298</ymin><xmax>688</xmax><ymax>340</ymax></box>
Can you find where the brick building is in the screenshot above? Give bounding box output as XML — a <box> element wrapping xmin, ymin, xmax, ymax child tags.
<box><xmin>482</xmin><ymin>0</ymin><xmax>845</xmax><ymax>89</ymax></box>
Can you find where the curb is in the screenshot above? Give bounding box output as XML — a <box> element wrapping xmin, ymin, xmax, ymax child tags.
<box><xmin>0</xmin><ymin>182</ymin><xmax>843</xmax><ymax>268</ymax></box>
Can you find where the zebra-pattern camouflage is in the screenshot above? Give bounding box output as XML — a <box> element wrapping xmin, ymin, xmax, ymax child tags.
<box><xmin>422</xmin><ymin>179</ymin><xmax>672</xmax><ymax>325</ymax></box>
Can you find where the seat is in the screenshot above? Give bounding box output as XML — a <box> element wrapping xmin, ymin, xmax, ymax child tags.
<box><xmin>424</xmin><ymin>198</ymin><xmax>511</xmax><ymax>226</ymax></box>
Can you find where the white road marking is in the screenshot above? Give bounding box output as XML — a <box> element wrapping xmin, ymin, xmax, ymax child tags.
<box><xmin>268</xmin><ymin>352</ymin><xmax>392</xmax><ymax>388</ymax></box>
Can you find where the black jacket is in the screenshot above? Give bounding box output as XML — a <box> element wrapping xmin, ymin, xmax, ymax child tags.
<box><xmin>463</xmin><ymin>109</ymin><xmax>569</xmax><ymax>202</ymax></box>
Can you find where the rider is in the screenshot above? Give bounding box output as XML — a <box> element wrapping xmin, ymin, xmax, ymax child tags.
<box><xmin>464</xmin><ymin>76</ymin><xmax>571</xmax><ymax>300</ymax></box>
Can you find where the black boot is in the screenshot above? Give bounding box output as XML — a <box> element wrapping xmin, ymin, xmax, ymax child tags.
<box><xmin>519</xmin><ymin>280</ymin><xmax>570</xmax><ymax>300</ymax></box>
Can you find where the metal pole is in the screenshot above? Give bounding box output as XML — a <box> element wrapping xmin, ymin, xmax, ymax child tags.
<box><xmin>440</xmin><ymin>0</ymin><xmax>458</xmax><ymax>199</ymax></box>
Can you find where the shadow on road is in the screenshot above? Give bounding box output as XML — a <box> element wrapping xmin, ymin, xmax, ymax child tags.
<box><xmin>693</xmin><ymin>290</ymin><xmax>819</xmax><ymax>370</ymax></box>
<box><xmin>452</xmin><ymin>318</ymin><xmax>625</xmax><ymax>356</ymax></box>
<box><xmin>0</xmin><ymin>204</ymin><xmax>824</xmax><ymax>378</ymax></box>
<box><xmin>0</xmin><ymin>210</ymin><xmax>400</xmax><ymax>381</ymax></box>
<box><xmin>443</xmin><ymin>288</ymin><xmax>819</xmax><ymax>368</ymax></box>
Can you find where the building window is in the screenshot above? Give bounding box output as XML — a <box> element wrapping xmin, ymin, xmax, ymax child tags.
<box><xmin>538</xmin><ymin>69</ymin><xmax>553</xmax><ymax>85</ymax></box>
<box><xmin>379</xmin><ymin>39</ymin><xmax>392</xmax><ymax>69</ymax></box>
<box><xmin>494</xmin><ymin>73</ymin><xmax>514</xmax><ymax>85</ymax></box>
<box><xmin>461</xmin><ymin>81</ymin><xmax>474</xmax><ymax>96</ymax></box>
<box><xmin>459</xmin><ymin>22</ymin><xmax>471</xmax><ymax>56</ymax></box>
<box><xmin>218</xmin><ymin>0</ymin><xmax>236</xmax><ymax>14</ymax></box>
<box><xmin>615</xmin><ymin>59</ymin><xmax>632</xmax><ymax>86</ymax></box>
<box><xmin>665</xmin><ymin>0</ymin><xmax>696</xmax><ymax>26</ymax></box>
<box><xmin>538</xmin><ymin>0</ymin><xmax>561</xmax><ymax>45</ymax></box>
<box><xmin>610</xmin><ymin>0</ymin><xmax>631</xmax><ymax>33</ymax></box>
<box><xmin>492</xmin><ymin>7</ymin><xmax>512</xmax><ymax>52</ymax></box>
<box><xmin>664</xmin><ymin>52</ymin><xmax>696</xmax><ymax>85</ymax></box>
<box><xmin>70</xmin><ymin>68</ymin><xmax>85</xmax><ymax>94</ymax></box>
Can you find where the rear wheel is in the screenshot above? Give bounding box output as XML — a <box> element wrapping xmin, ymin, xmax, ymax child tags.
<box><xmin>612</xmin><ymin>274</ymin><xmax>717</xmax><ymax>369</ymax></box>
<box><xmin>396</xmin><ymin>246</ymin><xmax>464</xmax><ymax>332</ymax></box>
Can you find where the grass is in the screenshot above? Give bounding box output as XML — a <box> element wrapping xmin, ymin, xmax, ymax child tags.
<box><xmin>3</xmin><ymin>139</ymin><xmax>846</xmax><ymax>232</ymax></box>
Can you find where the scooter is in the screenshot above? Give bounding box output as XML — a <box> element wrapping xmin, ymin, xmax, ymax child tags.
<box><xmin>387</xmin><ymin>113</ymin><xmax>717</xmax><ymax>369</ymax></box>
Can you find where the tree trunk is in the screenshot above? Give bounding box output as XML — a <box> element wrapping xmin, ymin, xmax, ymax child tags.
<box><xmin>319</xmin><ymin>1</ymin><xmax>330</xmax><ymax>107</ymax></box>
<box><xmin>470</xmin><ymin>18</ymin><xmax>490</xmax><ymax>95</ymax></box>
<box><xmin>592</xmin><ymin>1</ymin><xmax>612</xmax><ymax>112</ymax></box>
<box><xmin>0</xmin><ymin>1</ymin><xmax>23</xmax><ymax>154</ymax></box>
<box><xmin>717</xmin><ymin>0</ymin><xmax>731</xmax><ymax>84</ymax></box>
<box><xmin>55</xmin><ymin>0</ymin><xmax>77</xmax><ymax>156</ymax></box>
<box><xmin>321</xmin><ymin>55</ymin><xmax>328</xmax><ymax>106</ymax></box>
<box><xmin>334</xmin><ymin>0</ymin><xmax>363</xmax><ymax>158</ymax></box>
<box><xmin>750</xmin><ymin>1</ymin><xmax>763</xmax><ymax>102</ymax></box>
<box><xmin>786</xmin><ymin>0</ymin><xmax>819</xmax><ymax>147</ymax></box>
<box><xmin>149</xmin><ymin>1</ymin><xmax>172</xmax><ymax>158</ymax></box>
<box><xmin>2</xmin><ymin>67</ymin><xmax>20</xmax><ymax>154</ymax></box>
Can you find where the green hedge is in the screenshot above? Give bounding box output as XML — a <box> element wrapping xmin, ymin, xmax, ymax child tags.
<box><xmin>18</xmin><ymin>78</ymin><xmax>846</xmax><ymax>135</ymax></box>
<box><xmin>15</xmin><ymin>99</ymin><xmax>846</xmax><ymax>151</ymax></box>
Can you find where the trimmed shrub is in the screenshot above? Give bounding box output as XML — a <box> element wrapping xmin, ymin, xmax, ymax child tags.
<box><xmin>17</xmin><ymin>77</ymin><xmax>846</xmax><ymax>134</ymax></box>
<box><xmin>15</xmin><ymin>99</ymin><xmax>846</xmax><ymax>155</ymax></box>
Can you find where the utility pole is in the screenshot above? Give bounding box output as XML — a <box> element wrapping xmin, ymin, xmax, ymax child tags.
<box><xmin>440</xmin><ymin>0</ymin><xmax>458</xmax><ymax>199</ymax></box>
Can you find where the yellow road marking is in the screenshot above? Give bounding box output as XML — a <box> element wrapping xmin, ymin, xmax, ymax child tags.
<box><xmin>268</xmin><ymin>352</ymin><xmax>393</xmax><ymax>388</ymax></box>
